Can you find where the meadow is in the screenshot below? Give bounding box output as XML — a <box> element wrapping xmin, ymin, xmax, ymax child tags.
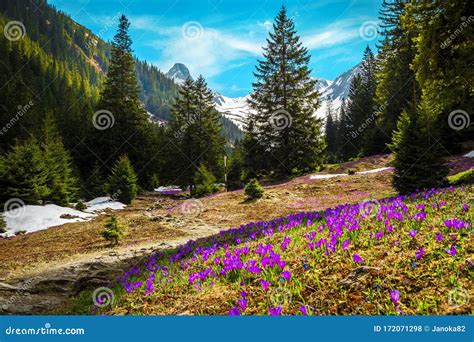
<box><xmin>85</xmin><ymin>186</ymin><xmax>473</xmax><ymax>316</ymax></box>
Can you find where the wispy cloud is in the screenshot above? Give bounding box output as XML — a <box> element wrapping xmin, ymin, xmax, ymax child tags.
<box><xmin>302</xmin><ymin>18</ymin><xmax>368</xmax><ymax>49</ymax></box>
<box><xmin>129</xmin><ymin>15</ymin><xmax>373</xmax><ymax>79</ymax></box>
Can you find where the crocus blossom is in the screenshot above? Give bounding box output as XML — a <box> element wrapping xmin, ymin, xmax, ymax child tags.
<box><xmin>269</xmin><ymin>306</ymin><xmax>282</xmax><ymax>316</ymax></box>
<box><xmin>353</xmin><ymin>253</ymin><xmax>363</xmax><ymax>263</ymax></box>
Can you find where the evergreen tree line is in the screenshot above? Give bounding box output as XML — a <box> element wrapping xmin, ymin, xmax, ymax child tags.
<box><xmin>0</xmin><ymin>13</ymin><xmax>229</xmax><ymax>206</ymax></box>
<box><xmin>324</xmin><ymin>0</ymin><xmax>473</xmax><ymax>193</ymax></box>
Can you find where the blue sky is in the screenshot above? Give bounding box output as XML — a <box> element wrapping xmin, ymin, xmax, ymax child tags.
<box><xmin>50</xmin><ymin>0</ymin><xmax>382</xmax><ymax>97</ymax></box>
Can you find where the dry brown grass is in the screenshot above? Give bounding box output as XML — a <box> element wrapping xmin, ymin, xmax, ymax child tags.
<box><xmin>0</xmin><ymin>159</ymin><xmax>395</xmax><ymax>283</ymax></box>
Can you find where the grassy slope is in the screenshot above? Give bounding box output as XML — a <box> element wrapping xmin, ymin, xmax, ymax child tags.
<box><xmin>93</xmin><ymin>186</ymin><xmax>472</xmax><ymax>316</ymax></box>
<box><xmin>0</xmin><ymin>158</ymin><xmax>395</xmax><ymax>281</ymax></box>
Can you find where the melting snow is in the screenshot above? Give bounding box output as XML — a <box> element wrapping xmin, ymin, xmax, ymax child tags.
<box><xmin>3</xmin><ymin>204</ymin><xmax>93</xmax><ymax>237</ymax></box>
<box><xmin>464</xmin><ymin>150</ymin><xmax>474</xmax><ymax>158</ymax></box>
<box><xmin>309</xmin><ymin>167</ymin><xmax>394</xmax><ymax>180</ymax></box>
<box><xmin>83</xmin><ymin>197</ymin><xmax>126</xmax><ymax>213</ymax></box>
<box><xmin>2</xmin><ymin>197</ymin><xmax>126</xmax><ymax>237</ymax></box>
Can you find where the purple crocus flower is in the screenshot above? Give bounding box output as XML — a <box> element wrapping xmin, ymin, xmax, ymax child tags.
<box><xmin>341</xmin><ymin>240</ymin><xmax>350</xmax><ymax>250</ymax></box>
<box><xmin>413</xmin><ymin>211</ymin><xmax>426</xmax><ymax>222</ymax></box>
<box><xmin>229</xmin><ymin>307</ymin><xmax>240</xmax><ymax>316</ymax></box>
<box><xmin>435</xmin><ymin>232</ymin><xmax>444</xmax><ymax>241</ymax></box>
<box><xmin>415</xmin><ymin>247</ymin><xmax>426</xmax><ymax>260</ymax></box>
<box><xmin>353</xmin><ymin>253</ymin><xmax>363</xmax><ymax>263</ymax></box>
<box><xmin>300</xmin><ymin>305</ymin><xmax>308</xmax><ymax>316</ymax></box>
<box><xmin>447</xmin><ymin>245</ymin><xmax>457</xmax><ymax>256</ymax></box>
<box><xmin>389</xmin><ymin>289</ymin><xmax>400</xmax><ymax>305</ymax></box>
<box><xmin>144</xmin><ymin>278</ymin><xmax>154</xmax><ymax>296</ymax></box>
<box><xmin>409</xmin><ymin>229</ymin><xmax>417</xmax><ymax>238</ymax></box>
<box><xmin>269</xmin><ymin>306</ymin><xmax>282</xmax><ymax>316</ymax></box>
<box><xmin>281</xmin><ymin>270</ymin><xmax>292</xmax><ymax>282</ymax></box>
<box><xmin>260</xmin><ymin>279</ymin><xmax>270</xmax><ymax>290</ymax></box>
<box><xmin>238</xmin><ymin>298</ymin><xmax>248</xmax><ymax>310</ymax></box>
<box><xmin>462</xmin><ymin>203</ymin><xmax>469</xmax><ymax>211</ymax></box>
<box><xmin>389</xmin><ymin>289</ymin><xmax>403</xmax><ymax>314</ymax></box>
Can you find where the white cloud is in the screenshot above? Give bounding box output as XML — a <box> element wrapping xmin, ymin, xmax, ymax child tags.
<box><xmin>129</xmin><ymin>15</ymin><xmax>373</xmax><ymax>79</ymax></box>
<box><xmin>144</xmin><ymin>22</ymin><xmax>264</xmax><ymax>78</ymax></box>
<box><xmin>302</xmin><ymin>19</ymin><xmax>366</xmax><ymax>49</ymax></box>
<box><xmin>257</xmin><ymin>20</ymin><xmax>273</xmax><ymax>31</ymax></box>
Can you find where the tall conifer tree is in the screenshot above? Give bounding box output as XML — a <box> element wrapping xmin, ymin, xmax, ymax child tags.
<box><xmin>246</xmin><ymin>6</ymin><xmax>325</xmax><ymax>177</ymax></box>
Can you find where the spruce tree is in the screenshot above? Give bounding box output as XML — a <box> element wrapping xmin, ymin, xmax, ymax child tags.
<box><xmin>324</xmin><ymin>99</ymin><xmax>338</xmax><ymax>162</ymax></box>
<box><xmin>90</xmin><ymin>15</ymin><xmax>154</xmax><ymax>186</ymax></box>
<box><xmin>41</xmin><ymin>113</ymin><xmax>77</xmax><ymax>205</ymax></box>
<box><xmin>339</xmin><ymin>74</ymin><xmax>362</xmax><ymax>160</ymax></box>
<box><xmin>168</xmin><ymin>76</ymin><xmax>225</xmax><ymax>188</ymax></box>
<box><xmin>167</xmin><ymin>78</ymin><xmax>197</xmax><ymax>187</ymax></box>
<box><xmin>84</xmin><ymin>161</ymin><xmax>106</xmax><ymax>199</ymax></box>
<box><xmin>227</xmin><ymin>142</ymin><xmax>245</xmax><ymax>190</ymax></box>
<box><xmin>246</xmin><ymin>6</ymin><xmax>325</xmax><ymax>177</ymax></box>
<box><xmin>390</xmin><ymin>104</ymin><xmax>448</xmax><ymax>194</ymax></box>
<box><xmin>193</xmin><ymin>164</ymin><xmax>218</xmax><ymax>197</ymax></box>
<box><xmin>107</xmin><ymin>155</ymin><xmax>138</xmax><ymax>204</ymax></box>
<box><xmin>101</xmin><ymin>215</ymin><xmax>127</xmax><ymax>245</ymax></box>
<box><xmin>193</xmin><ymin>75</ymin><xmax>226</xmax><ymax>177</ymax></box>
<box><xmin>1</xmin><ymin>139</ymin><xmax>49</xmax><ymax>204</ymax></box>
<box><xmin>244</xmin><ymin>178</ymin><xmax>264</xmax><ymax>200</ymax></box>
<box><xmin>375</xmin><ymin>0</ymin><xmax>418</xmax><ymax>149</ymax></box>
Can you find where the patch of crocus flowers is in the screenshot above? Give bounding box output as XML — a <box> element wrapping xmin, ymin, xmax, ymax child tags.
<box><xmin>116</xmin><ymin>186</ymin><xmax>471</xmax><ymax>315</ymax></box>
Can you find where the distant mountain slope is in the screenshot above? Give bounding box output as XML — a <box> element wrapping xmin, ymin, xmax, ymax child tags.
<box><xmin>0</xmin><ymin>0</ymin><xmax>180</xmax><ymax>121</ymax></box>
<box><xmin>201</xmin><ymin>63</ymin><xmax>363</xmax><ymax>127</ymax></box>
<box><xmin>213</xmin><ymin>93</ymin><xmax>253</xmax><ymax>129</ymax></box>
<box><xmin>315</xmin><ymin>62</ymin><xmax>362</xmax><ymax>118</ymax></box>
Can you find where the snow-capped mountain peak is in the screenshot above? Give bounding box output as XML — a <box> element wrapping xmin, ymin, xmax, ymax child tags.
<box><xmin>213</xmin><ymin>92</ymin><xmax>252</xmax><ymax>129</ymax></box>
<box><xmin>164</xmin><ymin>61</ymin><xmax>362</xmax><ymax>127</ymax></box>
<box><xmin>166</xmin><ymin>63</ymin><xmax>192</xmax><ymax>84</ymax></box>
<box><xmin>315</xmin><ymin>62</ymin><xmax>362</xmax><ymax>118</ymax></box>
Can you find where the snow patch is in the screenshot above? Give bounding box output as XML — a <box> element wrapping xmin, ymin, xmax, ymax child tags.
<box><xmin>2</xmin><ymin>197</ymin><xmax>126</xmax><ymax>237</ymax></box>
<box><xmin>309</xmin><ymin>167</ymin><xmax>394</xmax><ymax>180</ymax></box>
<box><xmin>83</xmin><ymin>197</ymin><xmax>126</xmax><ymax>213</ymax></box>
<box><xmin>464</xmin><ymin>150</ymin><xmax>474</xmax><ymax>158</ymax></box>
<box><xmin>155</xmin><ymin>186</ymin><xmax>182</xmax><ymax>195</ymax></box>
<box><xmin>3</xmin><ymin>204</ymin><xmax>94</xmax><ymax>237</ymax></box>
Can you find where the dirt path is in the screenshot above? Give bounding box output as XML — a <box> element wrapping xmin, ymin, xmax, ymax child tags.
<box><xmin>0</xmin><ymin>164</ymin><xmax>395</xmax><ymax>314</ymax></box>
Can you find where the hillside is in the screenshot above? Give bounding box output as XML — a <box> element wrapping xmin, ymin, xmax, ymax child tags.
<box><xmin>0</xmin><ymin>0</ymin><xmax>180</xmax><ymax>121</ymax></box>
<box><xmin>105</xmin><ymin>185</ymin><xmax>472</xmax><ymax>315</ymax></box>
<box><xmin>0</xmin><ymin>154</ymin><xmax>471</xmax><ymax>315</ymax></box>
